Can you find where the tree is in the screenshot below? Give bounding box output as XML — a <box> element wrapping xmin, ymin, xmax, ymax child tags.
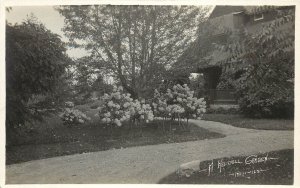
<box><xmin>56</xmin><ymin>5</ymin><xmax>210</xmax><ymax>98</ymax></box>
<box><xmin>218</xmin><ymin>7</ymin><xmax>295</xmax><ymax>118</ymax></box>
<box><xmin>72</xmin><ymin>56</ymin><xmax>97</xmax><ymax>102</ymax></box>
<box><xmin>70</xmin><ymin>56</ymin><xmax>113</xmax><ymax>104</ymax></box>
<box><xmin>6</xmin><ymin>17</ymin><xmax>69</xmax><ymax>129</ymax></box>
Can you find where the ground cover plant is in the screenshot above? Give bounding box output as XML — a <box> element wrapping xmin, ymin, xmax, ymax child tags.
<box><xmin>159</xmin><ymin>149</ymin><xmax>293</xmax><ymax>184</ymax></box>
<box><xmin>202</xmin><ymin>114</ymin><xmax>294</xmax><ymax>130</ymax></box>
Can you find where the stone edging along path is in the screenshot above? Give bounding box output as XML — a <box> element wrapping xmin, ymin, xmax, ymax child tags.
<box><xmin>6</xmin><ymin>119</ymin><xmax>293</xmax><ymax>184</ymax></box>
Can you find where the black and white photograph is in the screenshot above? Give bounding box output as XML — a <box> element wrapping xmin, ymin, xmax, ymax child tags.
<box><xmin>1</xmin><ymin>0</ymin><xmax>299</xmax><ymax>186</ymax></box>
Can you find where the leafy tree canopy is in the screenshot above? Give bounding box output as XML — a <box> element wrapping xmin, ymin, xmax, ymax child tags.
<box><xmin>6</xmin><ymin>16</ymin><xmax>69</xmax><ymax>128</ymax></box>
<box><xmin>56</xmin><ymin>5</ymin><xmax>210</xmax><ymax>98</ymax></box>
<box><xmin>71</xmin><ymin>56</ymin><xmax>112</xmax><ymax>103</ymax></box>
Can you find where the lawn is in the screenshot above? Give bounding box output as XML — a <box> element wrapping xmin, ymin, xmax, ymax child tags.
<box><xmin>6</xmin><ymin>107</ymin><xmax>225</xmax><ymax>165</ymax></box>
<box><xmin>202</xmin><ymin>114</ymin><xmax>294</xmax><ymax>130</ymax></box>
<box><xmin>159</xmin><ymin>149</ymin><xmax>293</xmax><ymax>185</ymax></box>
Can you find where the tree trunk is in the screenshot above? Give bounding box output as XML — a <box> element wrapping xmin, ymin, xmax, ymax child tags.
<box><xmin>162</xmin><ymin>117</ymin><xmax>165</xmax><ymax>132</ymax></box>
<box><xmin>110</xmin><ymin>123</ymin><xmax>113</xmax><ymax>140</ymax></box>
<box><xmin>140</xmin><ymin>122</ymin><xmax>143</xmax><ymax>137</ymax></box>
<box><xmin>187</xmin><ymin>118</ymin><xmax>189</xmax><ymax>131</ymax></box>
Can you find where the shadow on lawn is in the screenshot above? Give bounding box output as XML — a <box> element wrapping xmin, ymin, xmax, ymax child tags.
<box><xmin>6</xmin><ymin>116</ymin><xmax>225</xmax><ymax>165</ymax></box>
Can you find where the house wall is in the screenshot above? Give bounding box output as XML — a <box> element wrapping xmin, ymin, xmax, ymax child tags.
<box><xmin>209</xmin><ymin>13</ymin><xmax>235</xmax><ymax>32</ymax></box>
<box><xmin>246</xmin><ymin>11</ymin><xmax>279</xmax><ymax>33</ymax></box>
<box><xmin>209</xmin><ymin>9</ymin><xmax>282</xmax><ymax>34</ymax></box>
<box><xmin>233</xmin><ymin>13</ymin><xmax>246</xmax><ymax>28</ymax></box>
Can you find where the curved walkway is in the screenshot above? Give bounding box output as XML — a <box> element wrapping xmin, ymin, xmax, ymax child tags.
<box><xmin>6</xmin><ymin>120</ymin><xmax>293</xmax><ymax>184</ymax></box>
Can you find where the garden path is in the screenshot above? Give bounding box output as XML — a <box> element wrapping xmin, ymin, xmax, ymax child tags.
<box><xmin>6</xmin><ymin>119</ymin><xmax>293</xmax><ymax>184</ymax></box>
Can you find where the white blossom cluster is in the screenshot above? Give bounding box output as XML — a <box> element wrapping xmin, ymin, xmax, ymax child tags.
<box><xmin>98</xmin><ymin>86</ymin><xmax>154</xmax><ymax>127</ymax></box>
<box><xmin>98</xmin><ymin>84</ymin><xmax>206</xmax><ymax>127</ymax></box>
<box><xmin>60</xmin><ymin>107</ymin><xmax>91</xmax><ymax>126</ymax></box>
<box><xmin>98</xmin><ymin>86</ymin><xmax>132</xmax><ymax>126</ymax></box>
<box><xmin>129</xmin><ymin>99</ymin><xmax>154</xmax><ymax>123</ymax></box>
<box><xmin>152</xmin><ymin>84</ymin><xmax>206</xmax><ymax>120</ymax></box>
<box><xmin>166</xmin><ymin>104</ymin><xmax>185</xmax><ymax>115</ymax></box>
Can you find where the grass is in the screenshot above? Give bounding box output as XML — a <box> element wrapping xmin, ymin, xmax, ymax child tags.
<box><xmin>202</xmin><ymin>114</ymin><xmax>294</xmax><ymax>130</ymax></box>
<box><xmin>159</xmin><ymin>149</ymin><xmax>293</xmax><ymax>185</ymax></box>
<box><xmin>6</xmin><ymin>109</ymin><xmax>225</xmax><ymax>165</ymax></box>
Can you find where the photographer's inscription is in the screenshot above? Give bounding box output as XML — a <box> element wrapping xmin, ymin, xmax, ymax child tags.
<box><xmin>198</xmin><ymin>153</ymin><xmax>279</xmax><ymax>179</ymax></box>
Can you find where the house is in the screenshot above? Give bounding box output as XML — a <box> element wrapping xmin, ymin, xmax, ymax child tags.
<box><xmin>185</xmin><ymin>5</ymin><xmax>294</xmax><ymax>107</ymax></box>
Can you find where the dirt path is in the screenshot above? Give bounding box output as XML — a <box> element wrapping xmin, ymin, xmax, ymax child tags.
<box><xmin>6</xmin><ymin>120</ymin><xmax>293</xmax><ymax>184</ymax></box>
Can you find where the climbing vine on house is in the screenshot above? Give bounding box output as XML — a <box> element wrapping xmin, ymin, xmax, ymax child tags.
<box><xmin>218</xmin><ymin>8</ymin><xmax>295</xmax><ymax>118</ymax></box>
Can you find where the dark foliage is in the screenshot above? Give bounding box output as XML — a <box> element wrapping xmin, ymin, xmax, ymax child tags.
<box><xmin>218</xmin><ymin>8</ymin><xmax>295</xmax><ymax>118</ymax></box>
<box><xmin>6</xmin><ymin>18</ymin><xmax>69</xmax><ymax>131</ymax></box>
<box><xmin>71</xmin><ymin>56</ymin><xmax>113</xmax><ymax>105</ymax></box>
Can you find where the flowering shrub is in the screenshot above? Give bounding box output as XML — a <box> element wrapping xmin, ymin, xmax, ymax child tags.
<box><xmin>129</xmin><ymin>99</ymin><xmax>154</xmax><ymax>123</ymax></box>
<box><xmin>60</xmin><ymin>107</ymin><xmax>91</xmax><ymax>127</ymax></box>
<box><xmin>152</xmin><ymin>89</ymin><xmax>168</xmax><ymax>118</ymax></box>
<box><xmin>166</xmin><ymin>104</ymin><xmax>185</xmax><ymax>118</ymax></box>
<box><xmin>98</xmin><ymin>86</ymin><xmax>133</xmax><ymax>127</ymax></box>
<box><xmin>167</xmin><ymin>84</ymin><xmax>206</xmax><ymax>120</ymax></box>
<box><xmin>98</xmin><ymin>86</ymin><xmax>155</xmax><ymax>137</ymax></box>
<box><xmin>152</xmin><ymin>84</ymin><xmax>206</xmax><ymax>127</ymax></box>
<box><xmin>98</xmin><ymin>86</ymin><xmax>156</xmax><ymax>127</ymax></box>
<box><xmin>98</xmin><ymin>84</ymin><xmax>205</xmax><ymax>134</ymax></box>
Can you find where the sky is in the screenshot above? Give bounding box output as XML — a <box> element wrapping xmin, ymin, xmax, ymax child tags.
<box><xmin>5</xmin><ymin>6</ymin><xmax>87</xmax><ymax>59</ymax></box>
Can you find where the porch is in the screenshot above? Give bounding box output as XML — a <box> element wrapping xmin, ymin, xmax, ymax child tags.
<box><xmin>207</xmin><ymin>89</ymin><xmax>237</xmax><ymax>105</ymax></box>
